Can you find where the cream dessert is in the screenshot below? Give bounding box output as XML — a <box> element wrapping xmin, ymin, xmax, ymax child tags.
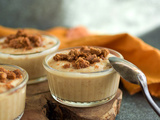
<box><xmin>0</xmin><ymin>30</ymin><xmax>60</xmax><ymax>84</ymax></box>
<box><xmin>43</xmin><ymin>46</ymin><xmax>123</xmax><ymax>107</ymax></box>
<box><xmin>0</xmin><ymin>65</ymin><xmax>28</xmax><ymax>120</ymax></box>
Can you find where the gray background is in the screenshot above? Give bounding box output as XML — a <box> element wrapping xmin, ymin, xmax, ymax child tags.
<box><xmin>0</xmin><ymin>0</ymin><xmax>160</xmax><ymax>119</ymax></box>
<box><xmin>1</xmin><ymin>0</ymin><xmax>160</xmax><ymax>36</ymax></box>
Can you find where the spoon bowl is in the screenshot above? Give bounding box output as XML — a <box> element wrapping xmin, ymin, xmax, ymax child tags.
<box><xmin>109</xmin><ymin>57</ymin><xmax>160</xmax><ymax>116</ymax></box>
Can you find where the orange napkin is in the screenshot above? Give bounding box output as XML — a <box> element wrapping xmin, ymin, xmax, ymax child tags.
<box><xmin>0</xmin><ymin>25</ymin><xmax>160</xmax><ymax>98</ymax></box>
<box><xmin>0</xmin><ymin>25</ymin><xmax>46</xmax><ymax>37</ymax></box>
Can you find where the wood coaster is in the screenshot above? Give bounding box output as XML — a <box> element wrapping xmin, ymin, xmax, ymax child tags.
<box><xmin>21</xmin><ymin>81</ymin><xmax>122</xmax><ymax>120</ymax></box>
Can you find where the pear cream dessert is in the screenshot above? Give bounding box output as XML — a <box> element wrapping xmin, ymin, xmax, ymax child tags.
<box><xmin>0</xmin><ymin>30</ymin><xmax>60</xmax><ymax>84</ymax></box>
<box><xmin>43</xmin><ymin>46</ymin><xmax>123</xmax><ymax>107</ymax></box>
<box><xmin>0</xmin><ymin>66</ymin><xmax>28</xmax><ymax>120</ymax></box>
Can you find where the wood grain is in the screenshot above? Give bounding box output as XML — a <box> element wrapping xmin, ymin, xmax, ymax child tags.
<box><xmin>21</xmin><ymin>81</ymin><xmax>122</xmax><ymax>120</ymax></box>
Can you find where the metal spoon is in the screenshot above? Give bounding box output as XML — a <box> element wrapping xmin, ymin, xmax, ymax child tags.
<box><xmin>109</xmin><ymin>57</ymin><xmax>160</xmax><ymax>116</ymax></box>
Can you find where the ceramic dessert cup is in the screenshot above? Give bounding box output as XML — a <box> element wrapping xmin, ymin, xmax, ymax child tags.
<box><xmin>0</xmin><ymin>35</ymin><xmax>60</xmax><ymax>84</ymax></box>
<box><xmin>43</xmin><ymin>47</ymin><xmax>123</xmax><ymax>107</ymax></box>
<box><xmin>0</xmin><ymin>64</ymin><xmax>28</xmax><ymax>120</ymax></box>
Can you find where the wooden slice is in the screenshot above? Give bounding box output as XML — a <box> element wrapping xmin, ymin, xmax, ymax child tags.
<box><xmin>21</xmin><ymin>81</ymin><xmax>122</xmax><ymax>120</ymax></box>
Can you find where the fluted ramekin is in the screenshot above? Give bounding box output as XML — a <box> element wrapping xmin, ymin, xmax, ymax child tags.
<box><xmin>0</xmin><ymin>64</ymin><xmax>28</xmax><ymax>120</ymax></box>
<box><xmin>43</xmin><ymin>46</ymin><xmax>123</xmax><ymax>107</ymax></box>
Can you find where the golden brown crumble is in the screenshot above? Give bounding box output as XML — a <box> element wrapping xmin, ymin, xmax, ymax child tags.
<box><xmin>7</xmin><ymin>71</ymin><xmax>16</xmax><ymax>79</ymax></box>
<box><xmin>74</xmin><ymin>57</ymin><xmax>90</xmax><ymax>69</ymax></box>
<box><xmin>53</xmin><ymin>54</ymin><xmax>68</xmax><ymax>61</ymax></box>
<box><xmin>13</xmin><ymin>69</ymin><xmax>22</xmax><ymax>78</ymax></box>
<box><xmin>0</xmin><ymin>72</ymin><xmax>7</xmax><ymax>83</ymax></box>
<box><xmin>63</xmin><ymin>63</ymin><xmax>71</xmax><ymax>69</ymax></box>
<box><xmin>53</xmin><ymin>46</ymin><xmax>109</xmax><ymax>69</ymax></box>
<box><xmin>4</xmin><ymin>29</ymin><xmax>43</xmax><ymax>50</ymax></box>
<box><xmin>0</xmin><ymin>67</ymin><xmax>22</xmax><ymax>83</ymax></box>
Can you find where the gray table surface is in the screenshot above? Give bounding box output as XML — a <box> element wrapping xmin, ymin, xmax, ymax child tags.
<box><xmin>116</xmin><ymin>27</ymin><xmax>160</xmax><ymax>120</ymax></box>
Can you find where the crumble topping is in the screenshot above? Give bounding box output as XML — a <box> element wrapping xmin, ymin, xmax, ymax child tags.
<box><xmin>53</xmin><ymin>46</ymin><xmax>109</xmax><ymax>69</ymax></box>
<box><xmin>0</xmin><ymin>67</ymin><xmax>22</xmax><ymax>83</ymax></box>
<box><xmin>4</xmin><ymin>29</ymin><xmax>43</xmax><ymax>50</ymax></box>
<box><xmin>13</xmin><ymin>69</ymin><xmax>22</xmax><ymax>78</ymax></box>
<box><xmin>0</xmin><ymin>67</ymin><xmax>22</xmax><ymax>93</ymax></box>
<box><xmin>63</xmin><ymin>63</ymin><xmax>71</xmax><ymax>69</ymax></box>
<box><xmin>0</xmin><ymin>72</ymin><xmax>7</xmax><ymax>83</ymax></box>
<box><xmin>73</xmin><ymin>57</ymin><xmax>90</xmax><ymax>69</ymax></box>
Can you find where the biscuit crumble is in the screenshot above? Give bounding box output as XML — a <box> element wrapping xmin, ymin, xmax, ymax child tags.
<box><xmin>4</xmin><ymin>29</ymin><xmax>43</xmax><ymax>50</ymax></box>
<box><xmin>0</xmin><ymin>67</ymin><xmax>22</xmax><ymax>82</ymax></box>
<box><xmin>0</xmin><ymin>67</ymin><xmax>22</xmax><ymax>91</ymax></box>
<box><xmin>53</xmin><ymin>46</ymin><xmax>109</xmax><ymax>69</ymax></box>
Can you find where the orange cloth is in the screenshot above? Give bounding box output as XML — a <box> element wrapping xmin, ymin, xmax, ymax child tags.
<box><xmin>0</xmin><ymin>25</ymin><xmax>160</xmax><ymax>98</ymax></box>
<box><xmin>0</xmin><ymin>25</ymin><xmax>46</xmax><ymax>37</ymax></box>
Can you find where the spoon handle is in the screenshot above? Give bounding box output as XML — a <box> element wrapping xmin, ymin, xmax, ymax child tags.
<box><xmin>139</xmin><ymin>76</ymin><xmax>160</xmax><ymax>116</ymax></box>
